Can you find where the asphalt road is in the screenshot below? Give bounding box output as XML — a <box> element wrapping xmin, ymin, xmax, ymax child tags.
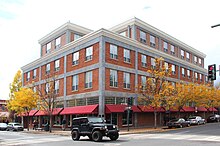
<box><xmin>0</xmin><ymin>123</ymin><xmax>220</xmax><ymax>146</ymax></box>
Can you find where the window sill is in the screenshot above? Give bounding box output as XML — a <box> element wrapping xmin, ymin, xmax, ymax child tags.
<box><xmin>110</xmin><ymin>58</ymin><xmax>118</xmax><ymax>61</ymax></box>
<box><xmin>124</xmin><ymin>61</ymin><xmax>131</xmax><ymax>64</ymax></box>
<box><xmin>84</xmin><ymin>87</ymin><xmax>93</xmax><ymax>90</ymax></box>
<box><xmin>72</xmin><ymin>90</ymin><xmax>79</xmax><ymax>92</ymax></box>
<box><xmin>110</xmin><ymin>86</ymin><xmax>118</xmax><ymax>88</ymax></box>
<box><xmin>123</xmin><ymin>88</ymin><xmax>131</xmax><ymax>90</ymax></box>
<box><xmin>85</xmin><ymin>59</ymin><xmax>93</xmax><ymax>62</ymax></box>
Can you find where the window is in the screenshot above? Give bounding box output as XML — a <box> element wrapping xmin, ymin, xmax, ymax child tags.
<box><xmin>123</xmin><ymin>49</ymin><xmax>130</xmax><ymax>63</ymax></box>
<box><xmin>46</xmin><ymin>63</ymin><xmax>50</xmax><ymax>74</ymax></box>
<box><xmin>182</xmin><ymin>68</ymin><xmax>185</xmax><ymax>77</ymax></box>
<box><xmin>72</xmin><ymin>52</ymin><xmax>79</xmax><ymax>65</ymax></box>
<box><xmin>46</xmin><ymin>42</ymin><xmax>51</xmax><ymax>53</ymax></box>
<box><xmin>171</xmin><ymin>82</ymin><xmax>176</xmax><ymax>87</ymax></box>
<box><xmin>55</xmin><ymin>60</ymin><xmax>60</xmax><ymax>71</ymax></box>
<box><xmin>55</xmin><ymin>37</ymin><xmax>61</xmax><ymax>49</ymax></box>
<box><xmin>110</xmin><ymin>44</ymin><xmax>118</xmax><ymax>59</ymax></box>
<box><xmin>123</xmin><ymin>72</ymin><xmax>130</xmax><ymax>89</ymax></box>
<box><xmin>141</xmin><ymin>54</ymin><xmax>147</xmax><ymax>67</ymax></box>
<box><xmin>194</xmin><ymin>56</ymin><xmax>197</xmax><ymax>64</ymax></box>
<box><xmin>45</xmin><ymin>83</ymin><xmax>50</xmax><ymax>94</ymax></box>
<box><xmin>27</xmin><ymin>72</ymin><xmax>30</xmax><ymax>81</ymax></box>
<box><xmin>187</xmin><ymin>70</ymin><xmax>190</xmax><ymax>78</ymax></box>
<box><xmin>55</xmin><ymin>80</ymin><xmax>59</xmax><ymax>94</ymax></box>
<box><xmin>85</xmin><ymin>46</ymin><xmax>93</xmax><ymax>61</ymax></box>
<box><xmin>186</xmin><ymin>52</ymin><xmax>190</xmax><ymax>61</ymax></box>
<box><xmin>72</xmin><ymin>75</ymin><xmax>79</xmax><ymax>91</ymax></box>
<box><xmin>151</xmin><ymin>58</ymin><xmax>155</xmax><ymax>69</ymax></box>
<box><xmin>205</xmin><ymin>76</ymin><xmax>208</xmax><ymax>82</ymax></box>
<box><xmin>85</xmin><ymin>71</ymin><xmax>92</xmax><ymax>88</ymax></box>
<box><xmin>74</xmin><ymin>34</ymin><xmax>81</xmax><ymax>41</ymax></box>
<box><xmin>171</xmin><ymin>45</ymin><xmax>175</xmax><ymax>55</ymax></box>
<box><xmin>150</xmin><ymin>35</ymin><xmax>155</xmax><ymax>47</ymax></box>
<box><xmin>200</xmin><ymin>74</ymin><xmax>202</xmax><ymax>81</ymax></box>
<box><xmin>110</xmin><ymin>69</ymin><xmax>118</xmax><ymax>87</ymax></box>
<box><xmin>141</xmin><ymin>76</ymin><xmax>146</xmax><ymax>88</ymax></box>
<box><xmin>163</xmin><ymin>41</ymin><xmax>168</xmax><ymax>52</ymax></box>
<box><xmin>195</xmin><ymin>72</ymin><xmax>198</xmax><ymax>80</ymax></box>
<box><xmin>140</xmin><ymin>30</ymin><xmax>146</xmax><ymax>43</ymax></box>
<box><xmin>199</xmin><ymin>58</ymin><xmax>202</xmax><ymax>64</ymax></box>
<box><xmin>164</xmin><ymin>62</ymin><xmax>169</xmax><ymax>72</ymax></box>
<box><xmin>172</xmin><ymin>65</ymin><xmax>176</xmax><ymax>74</ymax></box>
<box><xmin>33</xmin><ymin>86</ymin><xmax>36</xmax><ymax>93</ymax></box>
<box><xmin>33</xmin><ymin>69</ymin><xmax>37</xmax><ymax>79</ymax></box>
<box><xmin>119</xmin><ymin>31</ymin><xmax>126</xmax><ymax>37</ymax></box>
<box><xmin>181</xmin><ymin>50</ymin><xmax>184</xmax><ymax>59</ymax></box>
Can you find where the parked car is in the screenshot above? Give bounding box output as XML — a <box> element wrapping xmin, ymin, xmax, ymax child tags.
<box><xmin>167</xmin><ymin>118</ymin><xmax>191</xmax><ymax>128</ymax></box>
<box><xmin>6</xmin><ymin>123</ymin><xmax>24</xmax><ymax>131</ymax></box>
<box><xmin>207</xmin><ymin>114</ymin><xmax>220</xmax><ymax>123</ymax></box>
<box><xmin>187</xmin><ymin>116</ymin><xmax>205</xmax><ymax>125</ymax></box>
<box><xmin>0</xmin><ymin>123</ymin><xmax>8</xmax><ymax>131</ymax></box>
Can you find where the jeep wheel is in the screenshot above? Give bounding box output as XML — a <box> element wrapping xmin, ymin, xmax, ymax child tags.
<box><xmin>92</xmin><ymin>131</ymin><xmax>102</xmax><ymax>142</ymax></box>
<box><xmin>88</xmin><ymin>135</ymin><xmax>93</xmax><ymax>141</ymax></box>
<box><xmin>72</xmin><ymin>130</ymin><xmax>80</xmax><ymax>141</ymax></box>
<box><xmin>109</xmin><ymin>132</ymin><xmax>119</xmax><ymax>141</ymax></box>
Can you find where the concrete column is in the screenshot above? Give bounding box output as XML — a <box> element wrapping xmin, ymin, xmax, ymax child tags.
<box><xmin>131</xmin><ymin>25</ymin><xmax>137</xmax><ymax>40</ymax></box>
<box><xmin>98</xmin><ymin>36</ymin><xmax>105</xmax><ymax>117</ymax></box>
<box><xmin>66</xmin><ymin>30</ymin><xmax>71</xmax><ymax>44</ymax></box>
<box><xmin>63</xmin><ymin>55</ymin><xmax>67</xmax><ymax>107</ymax></box>
<box><xmin>127</xmin><ymin>25</ymin><xmax>131</xmax><ymax>38</ymax></box>
<box><xmin>178</xmin><ymin>65</ymin><xmax>180</xmax><ymax>80</ymax></box>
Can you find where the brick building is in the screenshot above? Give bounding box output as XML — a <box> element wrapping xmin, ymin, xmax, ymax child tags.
<box><xmin>21</xmin><ymin>17</ymin><xmax>213</xmax><ymax>128</ymax></box>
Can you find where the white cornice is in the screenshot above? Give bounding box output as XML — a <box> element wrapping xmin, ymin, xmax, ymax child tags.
<box><xmin>38</xmin><ymin>22</ymin><xmax>93</xmax><ymax>45</ymax></box>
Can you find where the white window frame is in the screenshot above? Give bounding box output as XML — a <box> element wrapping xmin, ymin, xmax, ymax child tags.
<box><xmin>72</xmin><ymin>52</ymin><xmax>79</xmax><ymax>65</ymax></box>
<box><xmin>200</xmin><ymin>74</ymin><xmax>202</xmax><ymax>81</ymax></box>
<box><xmin>110</xmin><ymin>69</ymin><xmax>118</xmax><ymax>87</ymax></box>
<box><xmin>55</xmin><ymin>60</ymin><xmax>60</xmax><ymax>71</ymax></box>
<box><xmin>186</xmin><ymin>52</ymin><xmax>190</xmax><ymax>60</ymax></box>
<box><xmin>151</xmin><ymin>58</ymin><xmax>155</xmax><ymax>69</ymax></box>
<box><xmin>123</xmin><ymin>49</ymin><xmax>130</xmax><ymax>63</ymax></box>
<box><xmin>199</xmin><ymin>58</ymin><xmax>202</xmax><ymax>64</ymax></box>
<box><xmin>85</xmin><ymin>71</ymin><xmax>92</xmax><ymax>88</ymax></box>
<box><xmin>187</xmin><ymin>70</ymin><xmax>190</xmax><ymax>78</ymax></box>
<box><xmin>55</xmin><ymin>80</ymin><xmax>59</xmax><ymax>94</ymax></box>
<box><xmin>181</xmin><ymin>50</ymin><xmax>184</xmax><ymax>59</ymax></box>
<box><xmin>123</xmin><ymin>72</ymin><xmax>130</xmax><ymax>89</ymax></box>
<box><xmin>141</xmin><ymin>76</ymin><xmax>146</xmax><ymax>87</ymax></box>
<box><xmin>140</xmin><ymin>30</ymin><xmax>146</xmax><ymax>43</ymax></box>
<box><xmin>150</xmin><ymin>35</ymin><xmax>155</xmax><ymax>47</ymax></box>
<box><xmin>85</xmin><ymin>46</ymin><xmax>93</xmax><ymax>61</ymax></box>
<box><xmin>27</xmin><ymin>72</ymin><xmax>30</xmax><ymax>81</ymax></box>
<box><xmin>182</xmin><ymin>68</ymin><xmax>185</xmax><ymax>77</ymax></box>
<box><xmin>195</xmin><ymin>72</ymin><xmax>198</xmax><ymax>80</ymax></box>
<box><xmin>164</xmin><ymin>62</ymin><xmax>169</xmax><ymax>71</ymax></box>
<box><xmin>72</xmin><ymin>75</ymin><xmax>79</xmax><ymax>91</ymax></box>
<box><xmin>46</xmin><ymin>42</ymin><xmax>51</xmax><ymax>53</ymax></box>
<box><xmin>110</xmin><ymin>44</ymin><xmax>118</xmax><ymax>59</ymax></box>
<box><xmin>55</xmin><ymin>37</ymin><xmax>61</xmax><ymax>49</ymax></box>
<box><xmin>172</xmin><ymin>65</ymin><xmax>176</xmax><ymax>74</ymax></box>
<box><xmin>33</xmin><ymin>69</ymin><xmax>37</xmax><ymax>79</ymax></box>
<box><xmin>163</xmin><ymin>41</ymin><xmax>168</xmax><ymax>52</ymax></box>
<box><xmin>141</xmin><ymin>54</ymin><xmax>147</xmax><ymax>67</ymax></box>
<box><xmin>46</xmin><ymin>64</ymin><xmax>50</xmax><ymax>74</ymax></box>
<box><xmin>194</xmin><ymin>56</ymin><xmax>197</xmax><ymax>63</ymax></box>
<box><xmin>45</xmin><ymin>83</ymin><xmax>50</xmax><ymax>94</ymax></box>
<box><xmin>171</xmin><ymin>45</ymin><xmax>175</xmax><ymax>55</ymax></box>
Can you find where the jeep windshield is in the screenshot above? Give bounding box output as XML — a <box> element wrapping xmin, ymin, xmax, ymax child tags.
<box><xmin>88</xmin><ymin>117</ymin><xmax>104</xmax><ymax>123</ymax></box>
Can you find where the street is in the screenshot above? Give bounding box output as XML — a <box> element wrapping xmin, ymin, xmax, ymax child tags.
<box><xmin>0</xmin><ymin>123</ymin><xmax>220</xmax><ymax>146</ymax></box>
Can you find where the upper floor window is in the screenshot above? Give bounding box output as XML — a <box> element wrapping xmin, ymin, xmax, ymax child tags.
<box><xmin>200</xmin><ymin>74</ymin><xmax>202</xmax><ymax>81</ymax></box>
<box><xmin>151</xmin><ymin>58</ymin><xmax>155</xmax><ymax>69</ymax></box>
<box><xmin>124</xmin><ymin>49</ymin><xmax>130</xmax><ymax>63</ymax></box>
<box><xmin>46</xmin><ymin>42</ymin><xmax>51</xmax><ymax>53</ymax></box>
<box><xmin>73</xmin><ymin>52</ymin><xmax>79</xmax><ymax>65</ymax></box>
<box><xmin>164</xmin><ymin>62</ymin><xmax>169</xmax><ymax>72</ymax></box>
<box><xmin>140</xmin><ymin>30</ymin><xmax>146</xmax><ymax>43</ymax></box>
<box><xmin>46</xmin><ymin>63</ymin><xmax>50</xmax><ymax>74</ymax></box>
<box><xmin>27</xmin><ymin>72</ymin><xmax>30</xmax><ymax>81</ymax></box>
<box><xmin>33</xmin><ymin>86</ymin><xmax>36</xmax><ymax>93</ymax></box>
<box><xmin>55</xmin><ymin>59</ymin><xmax>60</xmax><ymax>71</ymax></box>
<box><xmin>150</xmin><ymin>35</ymin><xmax>155</xmax><ymax>47</ymax></box>
<box><xmin>123</xmin><ymin>72</ymin><xmax>130</xmax><ymax>89</ymax></box>
<box><xmin>54</xmin><ymin>80</ymin><xmax>59</xmax><ymax>94</ymax></box>
<box><xmin>141</xmin><ymin>76</ymin><xmax>146</xmax><ymax>87</ymax></box>
<box><xmin>182</xmin><ymin>68</ymin><xmax>185</xmax><ymax>77</ymax></box>
<box><xmin>181</xmin><ymin>50</ymin><xmax>184</xmax><ymax>59</ymax></box>
<box><xmin>172</xmin><ymin>64</ymin><xmax>176</xmax><ymax>75</ymax></box>
<box><xmin>195</xmin><ymin>72</ymin><xmax>198</xmax><ymax>80</ymax></box>
<box><xmin>110</xmin><ymin>44</ymin><xmax>118</xmax><ymax>59</ymax></box>
<box><xmin>72</xmin><ymin>75</ymin><xmax>79</xmax><ymax>91</ymax></box>
<box><xmin>74</xmin><ymin>34</ymin><xmax>81</xmax><ymax>41</ymax></box>
<box><xmin>187</xmin><ymin>70</ymin><xmax>190</xmax><ymax>78</ymax></box>
<box><xmin>205</xmin><ymin>76</ymin><xmax>208</xmax><ymax>82</ymax></box>
<box><xmin>141</xmin><ymin>54</ymin><xmax>147</xmax><ymax>67</ymax></box>
<box><xmin>110</xmin><ymin>69</ymin><xmax>118</xmax><ymax>87</ymax></box>
<box><xmin>170</xmin><ymin>45</ymin><xmax>175</xmax><ymax>55</ymax></box>
<box><xmin>85</xmin><ymin>71</ymin><xmax>92</xmax><ymax>88</ymax></box>
<box><xmin>194</xmin><ymin>56</ymin><xmax>197</xmax><ymax>64</ymax></box>
<box><xmin>163</xmin><ymin>41</ymin><xmax>168</xmax><ymax>52</ymax></box>
<box><xmin>198</xmin><ymin>58</ymin><xmax>202</xmax><ymax>65</ymax></box>
<box><xmin>186</xmin><ymin>52</ymin><xmax>190</xmax><ymax>61</ymax></box>
<box><xmin>45</xmin><ymin>83</ymin><xmax>50</xmax><ymax>94</ymax></box>
<box><xmin>85</xmin><ymin>46</ymin><xmax>93</xmax><ymax>61</ymax></box>
<box><xmin>55</xmin><ymin>37</ymin><xmax>61</xmax><ymax>49</ymax></box>
<box><xmin>171</xmin><ymin>82</ymin><xmax>176</xmax><ymax>87</ymax></box>
<box><xmin>119</xmin><ymin>31</ymin><xmax>126</xmax><ymax>37</ymax></box>
<box><xmin>33</xmin><ymin>69</ymin><xmax>37</xmax><ymax>79</ymax></box>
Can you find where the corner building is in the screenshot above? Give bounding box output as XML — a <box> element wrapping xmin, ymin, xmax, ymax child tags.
<box><xmin>21</xmin><ymin>17</ymin><xmax>208</xmax><ymax>128</ymax></box>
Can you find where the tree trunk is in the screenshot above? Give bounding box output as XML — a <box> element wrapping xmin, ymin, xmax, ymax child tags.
<box><xmin>27</xmin><ymin>112</ymin><xmax>29</xmax><ymax>131</ymax></box>
<box><xmin>49</xmin><ymin>114</ymin><xmax>52</xmax><ymax>133</ymax></box>
<box><xmin>154</xmin><ymin>110</ymin><xmax>157</xmax><ymax>129</ymax></box>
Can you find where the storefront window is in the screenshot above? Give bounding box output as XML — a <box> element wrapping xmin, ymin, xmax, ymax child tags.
<box><xmin>122</xmin><ymin>111</ymin><xmax>132</xmax><ymax>125</ymax></box>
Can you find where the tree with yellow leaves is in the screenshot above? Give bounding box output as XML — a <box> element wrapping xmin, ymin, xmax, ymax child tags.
<box><xmin>138</xmin><ymin>57</ymin><xmax>175</xmax><ymax>128</ymax></box>
<box><xmin>7</xmin><ymin>87</ymin><xmax>38</xmax><ymax>130</ymax></box>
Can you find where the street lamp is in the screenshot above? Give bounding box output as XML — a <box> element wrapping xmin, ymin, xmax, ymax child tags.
<box><xmin>211</xmin><ymin>24</ymin><xmax>220</xmax><ymax>28</ymax></box>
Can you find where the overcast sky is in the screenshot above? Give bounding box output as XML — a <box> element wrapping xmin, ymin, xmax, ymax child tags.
<box><xmin>0</xmin><ymin>0</ymin><xmax>220</xmax><ymax>99</ymax></box>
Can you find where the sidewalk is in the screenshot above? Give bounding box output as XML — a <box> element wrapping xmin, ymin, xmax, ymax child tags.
<box><xmin>23</xmin><ymin>126</ymin><xmax>169</xmax><ymax>136</ymax></box>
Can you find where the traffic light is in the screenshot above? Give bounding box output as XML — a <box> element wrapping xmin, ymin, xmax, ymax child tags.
<box><xmin>127</xmin><ymin>97</ymin><xmax>133</xmax><ymax>106</ymax></box>
<box><xmin>208</xmin><ymin>64</ymin><xmax>216</xmax><ymax>81</ymax></box>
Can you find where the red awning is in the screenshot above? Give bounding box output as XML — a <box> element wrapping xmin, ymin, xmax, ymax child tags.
<box><xmin>166</xmin><ymin>107</ymin><xmax>184</xmax><ymax>112</ymax></box>
<box><xmin>105</xmin><ymin>104</ymin><xmax>141</xmax><ymax>114</ymax></box>
<box><xmin>60</xmin><ymin>104</ymin><xmax>98</xmax><ymax>115</ymax></box>
<box><xmin>35</xmin><ymin>110</ymin><xmax>47</xmax><ymax>116</ymax></box>
<box><xmin>207</xmin><ymin>107</ymin><xmax>218</xmax><ymax>112</ymax></box>
<box><xmin>22</xmin><ymin>110</ymin><xmax>38</xmax><ymax>117</ymax></box>
<box><xmin>52</xmin><ymin>108</ymin><xmax>64</xmax><ymax>115</ymax></box>
<box><xmin>182</xmin><ymin>107</ymin><xmax>195</xmax><ymax>112</ymax></box>
<box><xmin>197</xmin><ymin>107</ymin><xmax>207</xmax><ymax>112</ymax></box>
<box><xmin>138</xmin><ymin>106</ymin><xmax>165</xmax><ymax>112</ymax></box>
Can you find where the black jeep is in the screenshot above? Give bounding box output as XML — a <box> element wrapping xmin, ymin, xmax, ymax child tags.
<box><xmin>71</xmin><ymin>117</ymin><xmax>119</xmax><ymax>142</ymax></box>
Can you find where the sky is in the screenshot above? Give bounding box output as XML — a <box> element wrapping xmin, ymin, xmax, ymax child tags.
<box><xmin>0</xmin><ymin>0</ymin><xmax>220</xmax><ymax>100</ymax></box>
